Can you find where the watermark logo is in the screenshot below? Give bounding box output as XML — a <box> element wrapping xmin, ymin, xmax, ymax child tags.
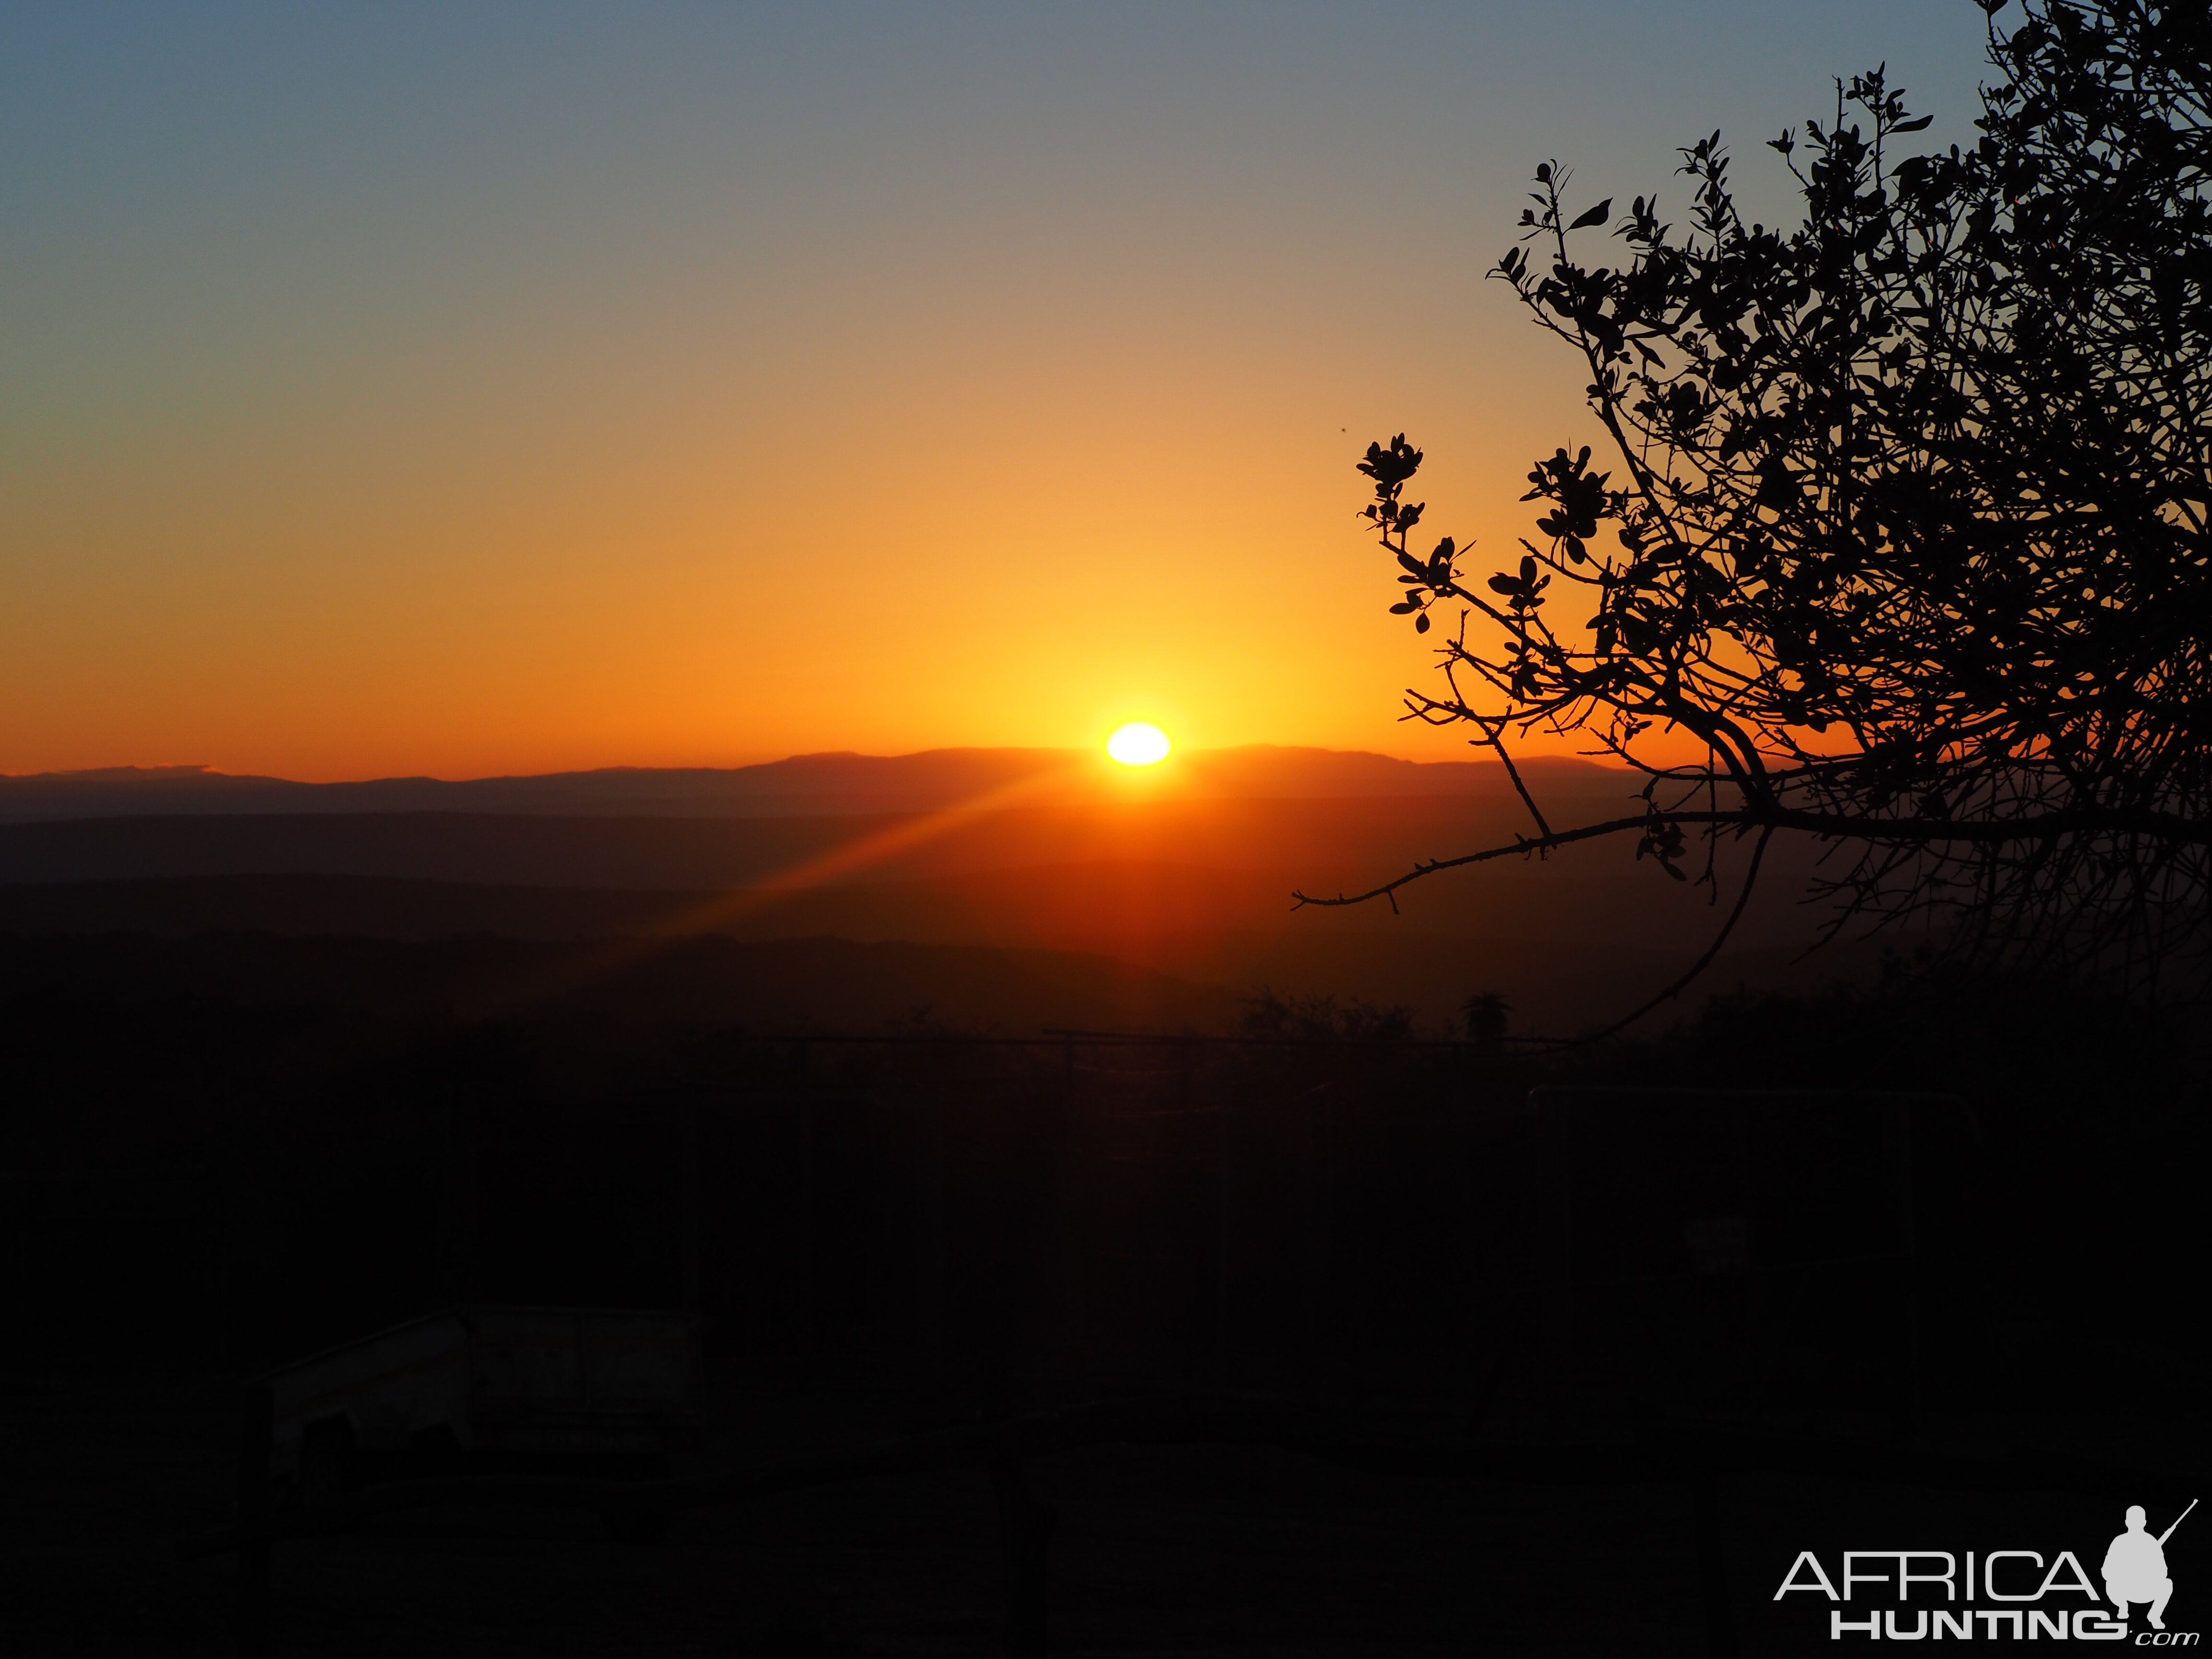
<box><xmin>2108</xmin><ymin>1503</ymin><xmax>2187</xmax><ymax>1634</ymax></box>
<box><xmin>1775</xmin><ymin>1498</ymin><xmax>2196</xmax><ymax>1644</ymax></box>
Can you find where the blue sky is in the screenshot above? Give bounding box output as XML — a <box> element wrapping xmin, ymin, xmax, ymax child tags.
<box><xmin>1</xmin><ymin>3</ymin><xmax>2001</xmax><ymax>777</ymax></box>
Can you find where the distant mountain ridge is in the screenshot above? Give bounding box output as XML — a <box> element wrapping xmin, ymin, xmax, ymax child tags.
<box><xmin>0</xmin><ymin>745</ymin><xmax>1621</xmax><ymax>825</ymax></box>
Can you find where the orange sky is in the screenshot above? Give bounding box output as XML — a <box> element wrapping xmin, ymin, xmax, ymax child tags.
<box><xmin>0</xmin><ymin>5</ymin><xmax>1988</xmax><ymax>782</ymax></box>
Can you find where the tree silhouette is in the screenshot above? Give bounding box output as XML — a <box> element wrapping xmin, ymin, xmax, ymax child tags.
<box><xmin>1320</xmin><ymin>0</ymin><xmax>2211</xmax><ymax>998</ymax></box>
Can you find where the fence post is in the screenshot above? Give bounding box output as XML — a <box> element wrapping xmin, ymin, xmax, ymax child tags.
<box><xmin>986</xmin><ymin>1449</ymin><xmax>1054</xmax><ymax>1658</ymax></box>
<box><xmin>1541</xmin><ymin>1089</ymin><xmax>1577</xmax><ymax>1444</ymax></box>
<box><xmin>917</xmin><ymin>1093</ymin><xmax>948</xmax><ymax>1383</ymax></box>
<box><xmin>680</xmin><ymin>1090</ymin><xmax>703</xmax><ymax>1314</ymax></box>
<box><xmin>1692</xmin><ymin>1470</ymin><xmax>1741</xmax><ymax>1659</ymax></box>
<box><xmin>1210</xmin><ymin>1096</ymin><xmax>1234</xmax><ymax>1388</ymax></box>
<box><xmin>796</xmin><ymin>1076</ymin><xmax>820</xmax><ymax>1377</ymax></box>
<box><xmin>1880</xmin><ymin>1093</ymin><xmax>1921</xmax><ymax>1438</ymax></box>
<box><xmin>237</xmin><ymin>1382</ymin><xmax>275</xmax><ymax>1659</ymax></box>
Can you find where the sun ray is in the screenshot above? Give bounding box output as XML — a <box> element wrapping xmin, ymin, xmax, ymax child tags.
<box><xmin>484</xmin><ymin>756</ymin><xmax>1097</xmax><ymax>1010</ymax></box>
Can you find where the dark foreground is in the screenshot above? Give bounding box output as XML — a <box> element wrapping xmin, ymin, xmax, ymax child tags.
<box><xmin>3</xmin><ymin>936</ymin><xmax>2206</xmax><ymax>1656</ymax></box>
<box><xmin>17</xmin><ymin>1361</ymin><xmax>2202</xmax><ymax>1658</ymax></box>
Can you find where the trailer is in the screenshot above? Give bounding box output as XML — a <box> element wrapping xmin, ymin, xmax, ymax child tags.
<box><xmin>264</xmin><ymin>1305</ymin><xmax>703</xmax><ymax>1528</ymax></box>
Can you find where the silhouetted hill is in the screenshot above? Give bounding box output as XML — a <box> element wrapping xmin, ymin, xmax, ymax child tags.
<box><xmin>0</xmin><ymin>745</ymin><xmax>1623</xmax><ymax>823</ymax></box>
<box><xmin>0</xmin><ymin>788</ymin><xmax>1650</xmax><ymax>890</ymax></box>
<box><xmin>0</xmin><ymin>851</ymin><xmax>1888</xmax><ymax>1037</ymax></box>
<box><xmin>0</xmin><ymin>750</ymin><xmax>1885</xmax><ymax>1034</ymax></box>
<box><xmin>0</xmin><ymin>929</ymin><xmax>1239</xmax><ymax>1034</ymax></box>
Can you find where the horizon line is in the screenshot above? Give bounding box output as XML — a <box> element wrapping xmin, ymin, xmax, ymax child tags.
<box><xmin>1</xmin><ymin>743</ymin><xmax>1622</xmax><ymax>791</ymax></box>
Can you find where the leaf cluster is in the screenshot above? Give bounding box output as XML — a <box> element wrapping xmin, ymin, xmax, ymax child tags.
<box><xmin>1353</xmin><ymin>1</ymin><xmax>2212</xmax><ymax>988</ymax></box>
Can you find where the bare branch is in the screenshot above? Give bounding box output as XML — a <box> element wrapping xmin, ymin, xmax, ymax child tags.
<box><xmin>1345</xmin><ymin>8</ymin><xmax>2212</xmax><ymax>996</ymax></box>
<box><xmin>1548</xmin><ymin>822</ymin><xmax>1777</xmax><ymax>1046</ymax></box>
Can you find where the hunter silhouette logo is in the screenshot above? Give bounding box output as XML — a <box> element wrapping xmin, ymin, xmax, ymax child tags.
<box><xmin>1775</xmin><ymin>1497</ymin><xmax>2198</xmax><ymax>1642</ymax></box>
<box><xmin>2107</xmin><ymin>1500</ymin><xmax>2193</xmax><ymax>1632</ymax></box>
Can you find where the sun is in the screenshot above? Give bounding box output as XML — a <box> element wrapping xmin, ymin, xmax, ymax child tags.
<box><xmin>1106</xmin><ymin>721</ymin><xmax>1171</xmax><ymax>766</ymax></box>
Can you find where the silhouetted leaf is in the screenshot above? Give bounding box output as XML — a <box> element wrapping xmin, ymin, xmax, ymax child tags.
<box><xmin>1348</xmin><ymin>4</ymin><xmax>2212</xmax><ymax>995</ymax></box>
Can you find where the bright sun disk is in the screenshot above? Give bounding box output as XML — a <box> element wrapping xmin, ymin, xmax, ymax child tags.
<box><xmin>1107</xmin><ymin>722</ymin><xmax>1171</xmax><ymax>766</ymax></box>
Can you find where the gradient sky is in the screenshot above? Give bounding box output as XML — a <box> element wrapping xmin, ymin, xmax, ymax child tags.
<box><xmin>3</xmin><ymin>2</ymin><xmax>1995</xmax><ymax>780</ymax></box>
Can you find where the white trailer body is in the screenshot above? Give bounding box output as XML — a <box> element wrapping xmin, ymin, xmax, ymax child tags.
<box><xmin>264</xmin><ymin>1305</ymin><xmax>702</xmax><ymax>1483</ymax></box>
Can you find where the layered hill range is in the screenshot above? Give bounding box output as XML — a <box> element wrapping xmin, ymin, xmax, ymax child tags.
<box><xmin>0</xmin><ymin>746</ymin><xmax>1880</xmax><ymax>1035</ymax></box>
